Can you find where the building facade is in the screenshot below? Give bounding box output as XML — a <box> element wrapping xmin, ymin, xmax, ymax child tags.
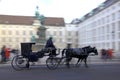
<box><xmin>0</xmin><ymin>15</ymin><xmax>37</xmax><ymax>49</ymax></box>
<box><xmin>77</xmin><ymin>0</ymin><xmax>120</xmax><ymax>55</ymax></box>
<box><xmin>65</xmin><ymin>23</ymin><xmax>78</xmax><ymax>48</ymax></box>
<box><xmin>44</xmin><ymin>17</ymin><xmax>66</xmax><ymax>49</ymax></box>
<box><xmin>0</xmin><ymin>15</ymin><xmax>66</xmax><ymax>50</ymax></box>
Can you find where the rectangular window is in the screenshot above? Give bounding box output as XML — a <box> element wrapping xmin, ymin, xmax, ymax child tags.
<box><xmin>59</xmin><ymin>38</ymin><xmax>62</xmax><ymax>42</ymax></box>
<box><xmin>8</xmin><ymin>30</ymin><xmax>12</xmax><ymax>35</ymax></box>
<box><xmin>30</xmin><ymin>31</ymin><xmax>33</xmax><ymax>35</ymax></box>
<box><xmin>118</xmin><ymin>10</ymin><xmax>120</xmax><ymax>19</ymax></box>
<box><xmin>16</xmin><ymin>38</ymin><xmax>19</xmax><ymax>42</ymax></box>
<box><xmin>59</xmin><ymin>31</ymin><xmax>62</xmax><ymax>36</ymax></box>
<box><xmin>2</xmin><ymin>30</ymin><xmax>6</xmax><ymax>35</ymax></box>
<box><xmin>76</xmin><ymin>31</ymin><xmax>78</xmax><ymax>36</ymax></box>
<box><xmin>2</xmin><ymin>37</ymin><xmax>6</xmax><ymax>42</ymax></box>
<box><xmin>107</xmin><ymin>16</ymin><xmax>110</xmax><ymax>23</ymax></box>
<box><xmin>112</xmin><ymin>13</ymin><xmax>115</xmax><ymax>21</ymax></box>
<box><xmin>76</xmin><ymin>39</ymin><xmax>78</xmax><ymax>42</ymax></box>
<box><xmin>53</xmin><ymin>31</ymin><xmax>56</xmax><ymax>36</ymax></box>
<box><xmin>107</xmin><ymin>25</ymin><xmax>110</xmax><ymax>33</ymax></box>
<box><xmin>46</xmin><ymin>31</ymin><xmax>50</xmax><ymax>36</ymax></box>
<box><xmin>102</xmin><ymin>18</ymin><xmax>105</xmax><ymax>24</ymax></box>
<box><xmin>68</xmin><ymin>31</ymin><xmax>71</xmax><ymax>36</ymax></box>
<box><xmin>112</xmin><ymin>23</ymin><xmax>115</xmax><ymax>32</ymax></box>
<box><xmin>16</xmin><ymin>31</ymin><xmax>19</xmax><ymax>35</ymax></box>
<box><xmin>107</xmin><ymin>35</ymin><xmax>109</xmax><ymax>40</ymax></box>
<box><xmin>67</xmin><ymin>38</ymin><xmax>72</xmax><ymax>42</ymax></box>
<box><xmin>23</xmin><ymin>31</ymin><xmax>26</xmax><ymax>35</ymax></box>
<box><xmin>118</xmin><ymin>21</ymin><xmax>120</xmax><ymax>31</ymax></box>
<box><xmin>9</xmin><ymin>38</ymin><xmax>12</xmax><ymax>42</ymax></box>
<box><xmin>118</xmin><ymin>41</ymin><xmax>120</xmax><ymax>51</ymax></box>
<box><xmin>23</xmin><ymin>38</ymin><xmax>26</xmax><ymax>42</ymax></box>
<box><xmin>118</xmin><ymin>33</ymin><xmax>120</xmax><ymax>39</ymax></box>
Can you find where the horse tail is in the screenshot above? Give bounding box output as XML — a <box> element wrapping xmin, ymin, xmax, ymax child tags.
<box><xmin>62</xmin><ymin>49</ymin><xmax>66</xmax><ymax>57</ymax></box>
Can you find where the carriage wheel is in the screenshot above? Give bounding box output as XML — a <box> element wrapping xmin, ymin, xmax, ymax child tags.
<box><xmin>46</xmin><ymin>57</ymin><xmax>58</xmax><ymax>70</ymax></box>
<box><xmin>11</xmin><ymin>55</ymin><xmax>28</xmax><ymax>71</ymax></box>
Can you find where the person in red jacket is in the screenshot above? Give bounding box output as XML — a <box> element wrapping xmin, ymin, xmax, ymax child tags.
<box><xmin>5</xmin><ymin>48</ymin><xmax>10</xmax><ymax>61</ymax></box>
<box><xmin>108</xmin><ymin>49</ymin><xmax>113</xmax><ymax>59</ymax></box>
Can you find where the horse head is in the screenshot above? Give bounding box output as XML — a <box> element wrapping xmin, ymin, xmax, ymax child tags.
<box><xmin>92</xmin><ymin>47</ymin><xmax>98</xmax><ymax>55</ymax></box>
<box><xmin>84</xmin><ymin>46</ymin><xmax>98</xmax><ymax>55</ymax></box>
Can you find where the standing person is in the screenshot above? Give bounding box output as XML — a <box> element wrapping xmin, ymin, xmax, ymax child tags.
<box><xmin>5</xmin><ymin>48</ymin><xmax>10</xmax><ymax>61</ymax></box>
<box><xmin>0</xmin><ymin>45</ymin><xmax>6</xmax><ymax>63</ymax></box>
<box><xmin>45</xmin><ymin>37</ymin><xmax>56</xmax><ymax>56</ymax></box>
<box><xmin>108</xmin><ymin>49</ymin><xmax>113</xmax><ymax>59</ymax></box>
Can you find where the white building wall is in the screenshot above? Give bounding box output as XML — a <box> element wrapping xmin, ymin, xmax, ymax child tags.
<box><xmin>65</xmin><ymin>23</ymin><xmax>78</xmax><ymax>48</ymax></box>
<box><xmin>0</xmin><ymin>24</ymin><xmax>36</xmax><ymax>49</ymax></box>
<box><xmin>78</xmin><ymin>1</ymin><xmax>120</xmax><ymax>56</ymax></box>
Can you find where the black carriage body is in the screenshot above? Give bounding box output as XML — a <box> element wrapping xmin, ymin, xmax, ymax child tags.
<box><xmin>21</xmin><ymin>42</ymin><xmax>35</xmax><ymax>57</ymax></box>
<box><xmin>21</xmin><ymin>42</ymin><xmax>39</xmax><ymax>62</ymax></box>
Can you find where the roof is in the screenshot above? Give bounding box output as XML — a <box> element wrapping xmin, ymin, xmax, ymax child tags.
<box><xmin>44</xmin><ymin>17</ymin><xmax>65</xmax><ymax>26</ymax></box>
<box><xmin>72</xmin><ymin>0</ymin><xmax>119</xmax><ymax>24</ymax></box>
<box><xmin>0</xmin><ymin>15</ymin><xmax>65</xmax><ymax>26</ymax></box>
<box><xmin>0</xmin><ymin>15</ymin><xmax>34</xmax><ymax>25</ymax></box>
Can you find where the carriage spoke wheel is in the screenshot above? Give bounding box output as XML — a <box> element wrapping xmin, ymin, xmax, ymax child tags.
<box><xmin>11</xmin><ymin>55</ymin><xmax>28</xmax><ymax>71</ymax></box>
<box><xmin>46</xmin><ymin>57</ymin><xmax>58</xmax><ymax>70</ymax></box>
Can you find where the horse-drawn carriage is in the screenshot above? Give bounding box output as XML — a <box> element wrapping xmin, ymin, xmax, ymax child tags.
<box><xmin>11</xmin><ymin>42</ymin><xmax>66</xmax><ymax>70</ymax></box>
<box><xmin>11</xmin><ymin>42</ymin><xmax>98</xmax><ymax>71</ymax></box>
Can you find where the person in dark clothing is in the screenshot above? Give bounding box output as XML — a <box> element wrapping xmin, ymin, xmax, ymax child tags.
<box><xmin>45</xmin><ymin>37</ymin><xmax>56</xmax><ymax>56</ymax></box>
<box><xmin>0</xmin><ymin>45</ymin><xmax>6</xmax><ymax>63</ymax></box>
<box><xmin>45</xmin><ymin>37</ymin><xmax>55</xmax><ymax>48</ymax></box>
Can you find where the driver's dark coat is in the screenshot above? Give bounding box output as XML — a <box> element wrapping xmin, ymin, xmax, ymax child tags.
<box><xmin>45</xmin><ymin>38</ymin><xmax>55</xmax><ymax>48</ymax></box>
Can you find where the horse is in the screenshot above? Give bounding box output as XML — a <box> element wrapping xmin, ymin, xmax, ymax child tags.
<box><xmin>62</xmin><ymin>46</ymin><xmax>98</xmax><ymax>68</ymax></box>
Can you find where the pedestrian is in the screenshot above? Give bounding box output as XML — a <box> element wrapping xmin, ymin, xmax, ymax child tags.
<box><xmin>0</xmin><ymin>45</ymin><xmax>6</xmax><ymax>63</ymax></box>
<box><xmin>5</xmin><ymin>48</ymin><xmax>10</xmax><ymax>61</ymax></box>
<box><xmin>108</xmin><ymin>49</ymin><xmax>113</xmax><ymax>59</ymax></box>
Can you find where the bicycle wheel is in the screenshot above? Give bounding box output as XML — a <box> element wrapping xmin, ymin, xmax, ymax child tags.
<box><xmin>11</xmin><ymin>55</ymin><xmax>28</xmax><ymax>71</ymax></box>
<box><xmin>46</xmin><ymin>57</ymin><xmax>58</xmax><ymax>70</ymax></box>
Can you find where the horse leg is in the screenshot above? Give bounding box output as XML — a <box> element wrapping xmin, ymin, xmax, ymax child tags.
<box><xmin>84</xmin><ymin>58</ymin><xmax>88</xmax><ymax>68</ymax></box>
<box><xmin>75</xmin><ymin>58</ymin><xmax>81</xmax><ymax>67</ymax></box>
<box><xmin>26</xmin><ymin>60</ymin><xmax>30</xmax><ymax>69</ymax></box>
<box><xmin>66</xmin><ymin>58</ymin><xmax>72</xmax><ymax>68</ymax></box>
